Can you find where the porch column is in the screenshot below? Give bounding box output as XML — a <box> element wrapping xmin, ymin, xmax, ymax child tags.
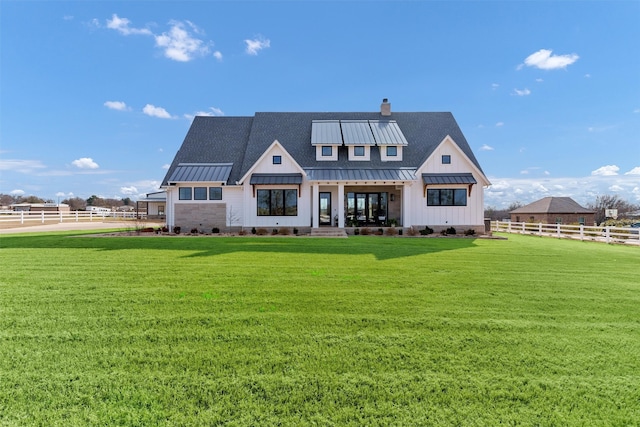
<box><xmin>312</xmin><ymin>183</ymin><xmax>319</xmax><ymax>228</ymax></box>
<box><xmin>337</xmin><ymin>183</ymin><xmax>345</xmax><ymax>228</ymax></box>
<box><xmin>402</xmin><ymin>183</ymin><xmax>412</xmax><ymax>227</ymax></box>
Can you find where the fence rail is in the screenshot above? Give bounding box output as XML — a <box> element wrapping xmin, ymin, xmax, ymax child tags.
<box><xmin>492</xmin><ymin>221</ymin><xmax>640</xmax><ymax>245</ymax></box>
<box><xmin>0</xmin><ymin>211</ymin><xmax>141</xmax><ymax>225</ymax></box>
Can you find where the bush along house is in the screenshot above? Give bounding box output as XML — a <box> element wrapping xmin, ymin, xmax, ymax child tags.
<box><xmin>161</xmin><ymin>99</ymin><xmax>491</xmax><ymax>234</ymax></box>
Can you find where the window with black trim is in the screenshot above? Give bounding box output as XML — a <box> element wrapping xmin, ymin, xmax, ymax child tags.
<box><xmin>386</xmin><ymin>146</ymin><xmax>397</xmax><ymax>156</ymax></box>
<box><xmin>322</xmin><ymin>146</ymin><xmax>332</xmax><ymax>156</ymax></box>
<box><xmin>209</xmin><ymin>187</ymin><xmax>222</xmax><ymax>200</ymax></box>
<box><xmin>354</xmin><ymin>146</ymin><xmax>365</xmax><ymax>156</ymax></box>
<box><xmin>179</xmin><ymin>187</ymin><xmax>192</xmax><ymax>200</ymax></box>
<box><xmin>273</xmin><ymin>155</ymin><xmax>282</xmax><ymax>164</ymax></box>
<box><xmin>427</xmin><ymin>189</ymin><xmax>467</xmax><ymax>206</ymax></box>
<box><xmin>194</xmin><ymin>187</ymin><xmax>207</xmax><ymax>200</ymax></box>
<box><xmin>257</xmin><ymin>189</ymin><xmax>298</xmax><ymax>216</ymax></box>
<box><xmin>442</xmin><ymin>155</ymin><xmax>451</xmax><ymax>164</ymax></box>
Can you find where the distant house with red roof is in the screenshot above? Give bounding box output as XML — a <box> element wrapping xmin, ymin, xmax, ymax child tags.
<box><xmin>510</xmin><ymin>197</ymin><xmax>595</xmax><ymax>225</ymax></box>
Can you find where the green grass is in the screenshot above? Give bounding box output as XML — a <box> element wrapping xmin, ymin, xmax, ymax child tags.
<box><xmin>0</xmin><ymin>232</ymin><xmax>638</xmax><ymax>426</ymax></box>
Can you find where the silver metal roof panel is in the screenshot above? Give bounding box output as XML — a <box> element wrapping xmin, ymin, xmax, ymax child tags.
<box><xmin>311</xmin><ymin>120</ymin><xmax>342</xmax><ymax>145</ymax></box>
<box><xmin>341</xmin><ymin>120</ymin><xmax>376</xmax><ymax>145</ymax></box>
<box><xmin>249</xmin><ymin>173</ymin><xmax>303</xmax><ymax>185</ymax></box>
<box><xmin>369</xmin><ymin>120</ymin><xmax>409</xmax><ymax>145</ymax></box>
<box><xmin>168</xmin><ymin>163</ymin><xmax>233</xmax><ymax>183</ymax></box>
<box><xmin>422</xmin><ymin>173</ymin><xmax>477</xmax><ymax>185</ymax></box>
<box><xmin>305</xmin><ymin>168</ymin><xmax>416</xmax><ymax>181</ymax></box>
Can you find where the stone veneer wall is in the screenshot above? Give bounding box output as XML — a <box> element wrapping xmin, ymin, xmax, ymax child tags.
<box><xmin>175</xmin><ymin>203</ymin><xmax>227</xmax><ymax>232</ymax></box>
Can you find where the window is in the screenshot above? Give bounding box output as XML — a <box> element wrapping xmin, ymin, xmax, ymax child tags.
<box><xmin>354</xmin><ymin>146</ymin><xmax>365</xmax><ymax>156</ymax></box>
<box><xmin>209</xmin><ymin>187</ymin><xmax>222</xmax><ymax>200</ymax></box>
<box><xmin>321</xmin><ymin>146</ymin><xmax>332</xmax><ymax>156</ymax></box>
<box><xmin>194</xmin><ymin>187</ymin><xmax>207</xmax><ymax>200</ymax></box>
<box><xmin>257</xmin><ymin>189</ymin><xmax>298</xmax><ymax>216</ymax></box>
<box><xmin>556</xmin><ymin>217</ymin><xmax>563</xmax><ymax>224</ymax></box>
<box><xmin>386</xmin><ymin>146</ymin><xmax>397</xmax><ymax>156</ymax></box>
<box><xmin>273</xmin><ymin>155</ymin><xmax>282</xmax><ymax>165</ymax></box>
<box><xmin>179</xmin><ymin>187</ymin><xmax>192</xmax><ymax>200</ymax></box>
<box><xmin>442</xmin><ymin>155</ymin><xmax>451</xmax><ymax>164</ymax></box>
<box><xmin>427</xmin><ymin>189</ymin><xmax>467</xmax><ymax>206</ymax></box>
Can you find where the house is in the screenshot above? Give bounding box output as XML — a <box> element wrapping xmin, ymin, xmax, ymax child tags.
<box><xmin>10</xmin><ymin>203</ymin><xmax>70</xmax><ymax>213</ymax></box>
<box><xmin>510</xmin><ymin>197</ymin><xmax>595</xmax><ymax>225</ymax></box>
<box><xmin>161</xmin><ymin>99</ymin><xmax>491</xmax><ymax>234</ymax></box>
<box><xmin>136</xmin><ymin>191</ymin><xmax>166</xmax><ymax>220</ymax></box>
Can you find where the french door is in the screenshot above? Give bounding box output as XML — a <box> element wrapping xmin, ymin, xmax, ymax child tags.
<box><xmin>319</xmin><ymin>192</ymin><xmax>331</xmax><ymax>225</ymax></box>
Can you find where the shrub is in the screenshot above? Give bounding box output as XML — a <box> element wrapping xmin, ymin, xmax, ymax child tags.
<box><xmin>211</xmin><ymin>227</ymin><xmax>220</xmax><ymax>234</ymax></box>
<box><xmin>279</xmin><ymin>227</ymin><xmax>291</xmax><ymax>235</ymax></box>
<box><xmin>256</xmin><ymin>228</ymin><xmax>268</xmax><ymax>236</ymax></box>
<box><xmin>190</xmin><ymin>228</ymin><xmax>199</xmax><ymax>234</ymax></box>
<box><xmin>419</xmin><ymin>226</ymin><xmax>434</xmax><ymax>236</ymax></box>
<box><xmin>272</xmin><ymin>228</ymin><xmax>279</xmax><ymax>235</ymax></box>
<box><xmin>173</xmin><ymin>226</ymin><xmax>181</xmax><ymax>234</ymax></box>
<box><xmin>251</xmin><ymin>227</ymin><xmax>257</xmax><ymax>235</ymax></box>
<box><xmin>464</xmin><ymin>228</ymin><xmax>476</xmax><ymax>236</ymax></box>
<box><xmin>446</xmin><ymin>227</ymin><xmax>457</xmax><ymax>235</ymax></box>
<box><xmin>238</xmin><ymin>229</ymin><xmax>247</xmax><ymax>236</ymax></box>
<box><xmin>293</xmin><ymin>228</ymin><xmax>299</xmax><ymax>235</ymax></box>
<box><xmin>354</xmin><ymin>228</ymin><xmax>360</xmax><ymax>235</ymax></box>
<box><xmin>385</xmin><ymin>227</ymin><xmax>398</xmax><ymax>236</ymax></box>
<box><xmin>161</xmin><ymin>226</ymin><xmax>169</xmax><ymax>233</ymax></box>
<box><xmin>360</xmin><ymin>227</ymin><xmax>371</xmax><ymax>235</ymax></box>
<box><xmin>407</xmin><ymin>226</ymin><xmax>420</xmax><ymax>236</ymax></box>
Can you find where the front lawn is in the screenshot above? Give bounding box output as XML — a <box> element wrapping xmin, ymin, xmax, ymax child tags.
<box><xmin>0</xmin><ymin>232</ymin><xmax>638</xmax><ymax>425</ymax></box>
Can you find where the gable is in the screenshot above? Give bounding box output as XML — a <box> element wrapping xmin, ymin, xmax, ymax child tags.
<box><xmin>417</xmin><ymin>135</ymin><xmax>490</xmax><ymax>186</ymax></box>
<box><xmin>238</xmin><ymin>140</ymin><xmax>306</xmax><ymax>184</ymax></box>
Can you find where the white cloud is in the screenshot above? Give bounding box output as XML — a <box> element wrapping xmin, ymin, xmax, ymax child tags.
<box><xmin>106</xmin><ymin>14</ymin><xmax>152</xmax><ymax>36</ymax></box>
<box><xmin>120</xmin><ymin>186</ymin><xmax>138</xmax><ymax>195</ymax></box>
<box><xmin>213</xmin><ymin>51</ymin><xmax>223</xmax><ymax>61</ymax></box>
<box><xmin>591</xmin><ymin>165</ymin><xmax>619</xmax><ymax>176</ymax></box>
<box><xmin>491</xmin><ymin>83</ymin><xmax>499</xmax><ymax>90</ymax></box>
<box><xmin>609</xmin><ymin>185</ymin><xmax>624</xmax><ymax>192</ymax></box>
<box><xmin>0</xmin><ymin>159</ymin><xmax>47</xmax><ymax>173</ymax></box>
<box><xmin>72</xmin><ymin>158</ymin><xmax>99</xmax><ymax>169</ymax></box>
<box><xmin>522</xmin><ymin>49</ymin><xmax>579</xmax><ymax>70</ymax></box>
<box><xmin>625</xmin><ymin>167</ymin><xmax>640</xmax><ymax>175</ymax></box>
<box><xmin>245</xmin><ymin>36</ymin><xmax>270</xmax><ymax>55</ymax></box>
<box><xmin>143</xmin><ymin>104</ymin><xmax>172</xmax><ymax>119</ymax></box>
<box><xmin>155</xmin><ymin>21</ymin><xmax>210</xmax><ymax>62</ymax></box>
<box><xmin>584</xmin><ymin>74</ymin><xmax>591</xmax><ymax>78</ymax></box>
<box><xmin>480</xmin><ymin>144</ymin><xmax>494</xmax><ymax>151</ymax></box>
<box><xmin>162</xmin><ymin>164</ymin><xmax>170</xmax><ymax>170</ymax></box>
<box><xmin>520</xmin><ymin>170</ymin><xmax>529</xmax><ymax>175</ymax></box>
<box><xmin>535</xmin><ymin>78</ymin><xmax>543</xmax><ymax>83</ymax></box>
<box><xmin>513</xmin><ymin>88</ymin><xmax>531</xmax><ymax>96</ymax></box>
<box><xmin>10</xmin><ymin>189</ymin><xmax>25</xmax><ymax>196</ymax></box>
<box><xmin>104</xmin><ymin>100</ymin><xmax>130</xmax><ymax>111</ymax></box>
<box><xmin>495</xmin><ymin>122</ymin><xmax>504</xmax><ymax>127</ymax></box>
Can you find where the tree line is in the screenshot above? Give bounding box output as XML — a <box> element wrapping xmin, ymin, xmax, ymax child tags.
<box><xmin>0</xmin><ymin>194</ymin><xmax>134</xmax><ymax>211</ymax></box>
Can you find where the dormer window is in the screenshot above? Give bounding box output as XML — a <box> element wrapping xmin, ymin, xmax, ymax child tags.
<box><xmin>321</xmin><ymin>146</ymin><xmax>332</xmax><ymax>156</ymax></box>
<box><xmin>354</xmin><ymin>146</ymin><xmax>365</xmax><ymax>156</ymax></box>
<box><xmin>386</xmin><ymin>146</ymin><xmax>397</xmax><ymax>157</ymax></box>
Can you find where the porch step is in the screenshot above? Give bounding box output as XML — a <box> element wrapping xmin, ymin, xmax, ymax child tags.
<box><xmin>310</xmin><ymin>228</ymin><xmax>348</xmax><ymax>238</ymax></box>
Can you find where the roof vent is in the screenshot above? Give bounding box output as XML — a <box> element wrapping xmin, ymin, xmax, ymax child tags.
<box><xmin>380</xmin><ymin>98</ymin><xmax>391</xmax><ymax>116</ymax></box>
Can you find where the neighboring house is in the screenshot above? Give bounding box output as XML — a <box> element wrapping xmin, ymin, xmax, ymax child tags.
<box><xmin>161</xmin><ymin>99</ymin><xmax>491</xmax><ymax>233</ymax></box>
<box><xmin>510</xmin><ymin>197</ymin><xmax>595</xmax><ymax>225</ymax></box>
<box><xmin>10</xmin><ymin>203</ymin><xmax>70</xmax><ymax>213</ymax></box>
<box><xmin>137</xmin><ymin>191</ymin><xmax>166</xmax><ymax>220</ymax></box>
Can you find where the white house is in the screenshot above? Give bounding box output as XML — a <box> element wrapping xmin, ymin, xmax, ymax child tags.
<box><xmin>161</xmin><ymin>100</ymin><xmax>491</xmax><ymax>234</ymax></box>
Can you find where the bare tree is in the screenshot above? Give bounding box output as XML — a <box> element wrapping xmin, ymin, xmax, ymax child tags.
<box><xmin>587</xmin><ymin>195</ymin><xmax>639</xmax><ymax>225</ymax></box>
<box><xmin>227</xmin><ymin>205</ymin><xmax>241</xmax><ymax>232</ymax></box>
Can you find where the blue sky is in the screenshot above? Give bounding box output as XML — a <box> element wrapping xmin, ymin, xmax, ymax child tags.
<box><xmin>1</xmin><ymin>1</ymin><xmax>639</xmax><ymax>208</ymax></box>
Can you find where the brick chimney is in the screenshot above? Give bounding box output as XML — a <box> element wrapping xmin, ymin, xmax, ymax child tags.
<box><xmin>380</xmin><ymin>98</ymin><xmax>391</xmax><ymax>116</ymax></box>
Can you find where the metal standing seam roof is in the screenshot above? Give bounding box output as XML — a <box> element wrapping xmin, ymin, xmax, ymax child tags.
<box><xmin>168</xmin><ymin>163</ymin><xmax>233</xmax><ymax>183</ymax></box>
<box><xmin>422</xmin><ymin>173</ymin><xmax>477</xmax><ymax>185</ymax></box>
<box><xmin>311</xmin><ymin>120</ymin><xmax>342</xmax><ymax>145</ymax></box>
<box><xmin>341</xmin><ymin>120</ymin><xmax>377</xmax><ymax>145</ymax></box>
<box><xmin>306</xmin><ymin>168</ymin><xmax>417</xmax><ymax>181</ymax></box>
<box><xmin>369</xmin><ymin>120</ymin><xmax>409</xmax><ymax>145</ymax></box>
<box><xmin>249</xmin><ymin>173</ymin><xmax>303</xmax><ymax>185</ymax></box>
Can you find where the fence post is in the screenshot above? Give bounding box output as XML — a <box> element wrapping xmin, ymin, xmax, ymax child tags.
<box><xmin>21</xmin><ymin>211</ymin><xmax>25</xmax><ymax>224</ymax></box>
<box><xmin>556</xmin><ymin>223</ymin><xmax>561</xmax><ymax>237</ymax></box>
<box><xmin>90</xmin><ymin>212</ymin><xmax>93</xmax><ymax>222</ymax></box>
<box><xmin>579</xmin><ymin>224</ymin><xmax>584</xmax><ymax>241</ymax></box>
<box><xmin>605</xmin><ymin>226</ymin><xmax>610</xmax><ymax>244</ymax></box>
<box><xmin>75</xmin><ymin>211</ymin><xmax>79</xmax><ymax>222</ymax></box>
<box><xmin>521</xmin><ymin>222</ymin><xmax>525</xmax><ymax>233</ymax></box>
<box><xmin>538</xmin><ymin>223</ymin><xmax>542</xmax><ymax>235</ymax></box>
<box><xmin>41</xmin><ymin>211</ymin><xmax>45</xmax><ymax>224</ymax></box>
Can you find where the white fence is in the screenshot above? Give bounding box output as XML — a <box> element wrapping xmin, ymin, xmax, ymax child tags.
<box><xmin>493</xmin><ymin>221</ymin><xmax>640</xmax><ymax>245</ymax></box>
<box><xmin>0</xmin><ymin>210</ymin><xmax>140</xmax><ymax>225</ymax></box>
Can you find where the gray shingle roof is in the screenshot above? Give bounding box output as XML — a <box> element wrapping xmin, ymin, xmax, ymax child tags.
<box><xmin>161</xmin><ymin>111</ymin><xmax>484</xmax><ymax>187</ymax></box>
<box><xmin>511</xmin><ymin>197</ymin><xmax>594</xmax><ymax>214</ymax></box>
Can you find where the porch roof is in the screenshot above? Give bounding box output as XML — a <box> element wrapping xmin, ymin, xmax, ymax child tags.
<box><xmin>305</xmin><ymin>168</ymin><xmax>416</xmax><ymax>181</ymax></box>
<box><xmin>167</xmin><ymin>163</ymin><xmax>233</xmax><ymax>183</ymax></box>
<box><xmin>249</xmin><ymin>173</ymin><xmax>303</xmax><ymax>185</ymax></box>
<box><xmin>422</xmin><ymin>173</ymin><xmax>477</xmax><ymax>185</ymax></box>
